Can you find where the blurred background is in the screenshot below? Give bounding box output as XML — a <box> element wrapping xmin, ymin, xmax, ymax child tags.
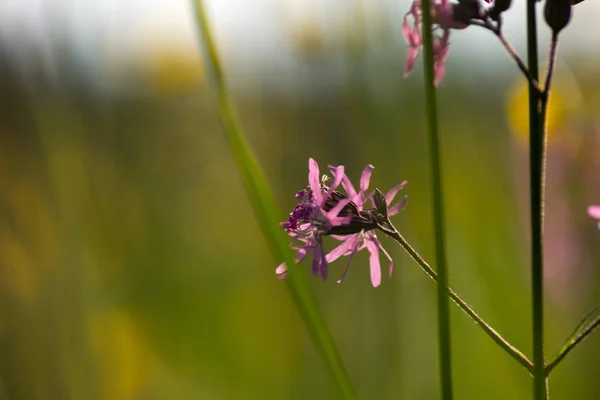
<box><xmin>1</xmin><ymin>0</ymin><xmax>599</xmax><ymax>399</ymax></box>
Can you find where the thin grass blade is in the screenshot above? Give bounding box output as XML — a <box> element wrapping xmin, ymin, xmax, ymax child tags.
<box><xmin>546</xmin><ymin>309</ymin><xmax>600</xmax><ymax>375</ymax></box>
<box><xmin>190</xmin><ymin>2</ymin><xmax>355</xmax><ymax>398</ymax></box>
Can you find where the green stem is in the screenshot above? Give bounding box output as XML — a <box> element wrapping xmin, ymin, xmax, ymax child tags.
<box><xmin>526</xmin><ymin>0</ymin><xmax>547</xmax><ymax>398</ymax></box>
<box><xmin>385</xmin><ymin>230</ymin><xmax>534</xmax><ymax>373</ymax></box>
<box><xmin>470</xmin><ymin>20</ymin><xmax>542</xmax><ymax>93</ymax></box>
<box><xmin>191</xmin><ymin>2</ymin><xmax>355</xmax><ymax>398</ymax></box>
<box><xmin>546</xmin><ymin>309</ymin><xmax>600</xmax><ymax>375</ymax></box>
<box><xmin>419</xmin><ymin>0</ymin><xmax>453</xmax><ymax>397</ymax></box>
<box><xmin>495</xmin><ymin>32</ymin><xmax>543</xmax><ymax>95</ymax></box>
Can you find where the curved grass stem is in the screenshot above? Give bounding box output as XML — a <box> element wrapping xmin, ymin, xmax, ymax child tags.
<box><xmin>191</xmin><ymin>2</ymin><xmax>356</xmax><ymax>398</ymax></box>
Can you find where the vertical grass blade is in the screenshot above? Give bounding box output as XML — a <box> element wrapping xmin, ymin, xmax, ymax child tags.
<box><xmin>190</xmin><ymin>2</ymin><xmax>355</xmax><ymax>398</ymax></box>
<box><xmin>526</xmin><ymin>0</ymin><xmax>548</xmax><ymax>398</ymax></box>
<box><xmin>419</xmin><ymin>0</ymin><xmax>454</xmax><ymax>398</ymax></box>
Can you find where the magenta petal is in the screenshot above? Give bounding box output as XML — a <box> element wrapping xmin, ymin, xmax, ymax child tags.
<box><xmin>434</xmin><ymin>64</ymin><xmax>446</xmax><ymax>87</ymax></box>
<box><xmin>374</xmin><ymin>238</ymin><xmax>394</xmax><ymax>278</ymax></box>
<box><xmin>588</xmin><ymin>205</ymin><xmax>600</xmax><ymax>219</ymax></box>
<box><xmin>325</xmin><ymin>165</ymin><xmax>345</xmax><ymax>201</ymax></box>
<box><xmin>327</xmin><ymin>234</ymin><xmax>360</xmax><ymax>264</ymax></box>
<box><xmin>308</xmin><ymin>158</ymin><xmax>322</xmax><ymax>205</ymax></box>
<box><xmin>329</xmin><ymin>234</ymin><xmax>349</xmax><ymax>241</ymax></box>
<box><xmin>326</xmin><ymin>198</ymin><xmax>351</xmax><ymax>221</ymax></box>
<box><xmin>336</xmin><ymin>235</ymin><xmax>362</xmax><ymax>284</ymax></box>
<box><xmin>276</xmin><ymin>263</ymin><xmax>288</xmax><ymax>279</ymax></box>
<box><xmin>294</xmin><ymin>247</ymin><xmax>309</xmax><ymax>263</ymax></box>
<box><xmin>359</xmin><ymin>165</ymin><xmax>374</xmax><ymax>194</ymax></box>
<box><xmin>317</xmin><ymin>245</ymin><xmax>328</xmax><ymax>280</ymax></box>
<box><xmin>385</xmin><ymin>181</ymin><xmax>408</xmax><ymax>205</ymax></box>
<box><xmin>402</xmin><ymin>14</ymin><xmax>413</xmax><ymax>45</ymax></box>
<box><xmin>311</xmin><ymin>246</ymin><xmax>321</xmax><ymax>276</ymax></box>
<box><xmin>365</xmin><ymin>238</ymin><xmax>382</xmax><ymax>287</ymax></box>
<box><xmin>405</xmin><ymin>47</ymin><xmax>420</xmax><ymax>77</ymax></box>
<box><xmin>388</xmin><ymin>195</ymin><xmax>408</xmax><ymax>217</ymax></box>
<box><xmin>341</xmin><ymin>175</ymin><xmax>358</xmax><ymax>200</ymax></box>
<box><xmin>276</xmin><ymin>263</ymin><xmax>287</xmax><ymax>274</ymax></box>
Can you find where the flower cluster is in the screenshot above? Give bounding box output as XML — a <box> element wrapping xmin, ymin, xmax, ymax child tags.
<box><xmin>402</xmin><ymin>0</ymin><xmax>471</xmax><ymax>86</ymax></box>
<box><xmin>402</xmin><ymin>0</ymin><xmax>513</xmax><ymax>86</ymax></box>
<box><xmin>276</xmin><ymin>158</ymin><xmax>407</xmax><ymax>287</ymax></box>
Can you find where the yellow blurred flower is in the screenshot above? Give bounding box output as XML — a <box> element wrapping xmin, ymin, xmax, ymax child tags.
<box><xmin>143</xmin><ymin>44</ymin><xmax>205</xmax><ymax>95</ymax></box>
<box><xmin>506</xmin><ymin>65</ymin><xmax>584</xmax><ymax>149</ymax></box>
<box><xmin>289</xmin><ymin>18</ymin><xmax>325</xmax><ymax>58</ymax></box>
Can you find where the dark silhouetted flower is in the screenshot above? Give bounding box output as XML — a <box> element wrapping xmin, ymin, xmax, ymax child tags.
<box><xmin>276</xmin><ymin>159</ymin><xmax>407</xmax><ymax>287</ymax></box>
<box><xmin>589</xmin><ymin>205</ymin><xmax>600</xmax><ymax>229</ymax></box>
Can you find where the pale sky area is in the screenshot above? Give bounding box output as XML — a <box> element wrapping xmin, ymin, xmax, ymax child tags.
<box><xmin>0</xmin><ymin>0</ymin><xmax>598</xmax><ymax>95</ymax></box>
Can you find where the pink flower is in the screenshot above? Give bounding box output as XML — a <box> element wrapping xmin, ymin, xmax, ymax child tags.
<box><xmin>327</xmin><ymin>165</ymin><xmax>407</xmax><ymax>287</ymax></box>
<box><xmin>588</xmin><ymin>205</ymin><xmax>600</xmax><ymax>229</ymax></box>
<box><xmin>276</xmin><ymin>159</ymin><xmax>407</xmax><ymax>288</ymax></box>
<box><xmin>402</xmin><ymin>0</ymin><xmax>469</xmax><ymax>86</ymax></box>
<box><xmin>277</xmin><ymin>158</ymin><xmax>351</xmax><ymax>280</ymax></box>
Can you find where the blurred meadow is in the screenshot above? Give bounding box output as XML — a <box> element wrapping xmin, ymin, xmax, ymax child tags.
<box><xmin>1</xmin><ymin>0</ymin><xmax>600</xmax><ymax>399</ymax></box>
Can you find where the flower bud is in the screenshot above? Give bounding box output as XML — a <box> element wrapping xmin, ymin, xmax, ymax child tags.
<box><xmin>489</xmin><ymin>0</ymin><xmax>513</xmax><ymax>20</ymax></box>
<box><xmin>544</xmin><ymin>0</ymin><xmax>572</xmax><ymax>34</ymax></box>
<box><xmin>453</xmin><ymin>0</ymin><xmax>481</xmax><ymax>26</ymax></box>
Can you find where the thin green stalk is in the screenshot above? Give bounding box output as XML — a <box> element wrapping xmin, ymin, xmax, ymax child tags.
<box><xmin>191</xmin><ymin>2</ymin><xmax>355</xmax><ymax>398</ymax></box>
<box><xmin>526</xmin><ymin>0</ymin><xmax>547</xmax><ymax>398</ymax></box>
<box><xmin>386</xmin><ymin>230</ymin><xmax>534</xmax><ymax>373</ymax></box>
<box><xmin>419</xmin><ymin>0</ymin><xmax>453</xmax><ymax>397</ymax></box>
<box><xmin>370</xmin><ymin>189</ymin><xmax>533</xmax><ymax>372</ymax></box>
<box><xmin>546</xmin><ymin>309</ymin><xmax>600</xmax><ymax>375</ymax></box>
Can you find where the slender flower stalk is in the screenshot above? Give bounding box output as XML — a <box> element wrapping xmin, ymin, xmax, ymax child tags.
<box><xmin>380</xmin><ymin>219</ymin><xmax>534</xmax><ymax>373</ymax></box>
<box><xmin>527</xmin><ymin>0</ymin><xmax>547</xmax><ymax>397</ymax></box>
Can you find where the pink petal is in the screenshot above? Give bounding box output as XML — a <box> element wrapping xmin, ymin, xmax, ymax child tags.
<box><xmin>294</xmin><ymin>247</ymin><xmax>309</xmax><ymax>263</ymax></box>
<box><xmin>276</xmin><ymin>263</ymin><xmax>287</xmax><ymax>274</ymax></box>
<box><xmin>402</xmin><ymin>14</ymin><xmax>413</xmax><ymax>45</ymax></box>
<box><xmin>275</xmin><ymin>263</ymin><xmax>288</xmax><ymax>279</ymax></box>
<box><xmin>374</xmin><ymin>237</ymin><xmax>394</xmax><ymax>278</ymax></box>
<box><xmin>341</xmin><ymin>175</ymin><xmax>358</xmax><ymax>201</ymax></box>
<box><xmin>388</xmin><ymin>195</ymin><xmax>408</xmax><ymax>217</ymax></box>
<box><xmin>329</xmin><ymin>234</ymin><xmax>350</xmax><ymax>241</ymax></box>
<box><xmin>311</xmin><ymin>243</ymin><xmax>323</xmax><ymax>276</ymax></box>
<box><xmin>326</xmin><ymin>198</ymin><xmax>351</xmax><ymax>221</ymax></box>
<box><xmin>359</xmin><ymin>165</ymin><xmax>374</xmax><ymax>194</ymax></box>
<box><xmin>365</xmin><ymin>238</ymin><xmax>381</xmax><ymax>287</ymax></box>
<box><xmin>328</xmin><ymin>165</ymin><xmax>345</xmax><ymax>193</ymax></box>
<box><xmin>385</xmin><ymin>181</ymin><xmax>408</xmax><ymax>205</ymax></box>
<box><xmin>308</xmin><ymin>158</ymin><xmax>322</xmax><ymax>205</ymax></box>
<box><xmin>327</xmin><ymin>234</ymin><xmax>361</xmax><ymax>264</ymax></box>
<box><xmin>315</xmin><ymin>244</ymin><xmax>328</xmax><ymax>279</ymax></box>
<box><xmin>434</xmin><ymin>64</ymin><xmax>446</xmax><ymax>87</ymax></box>
<box><xmin>588</xmin><ymin>205</ymin><xmax>600</xmax><ymax>219</ymax></box>
<box><xmin>336</xmin><ymin>235</ymin><xmax>362</xmax><ymax>284</ymax></box>
<box><xmin>404</xmin><ymin>46</ymin><xmax>420</xmax><ymax>77</ymax></box>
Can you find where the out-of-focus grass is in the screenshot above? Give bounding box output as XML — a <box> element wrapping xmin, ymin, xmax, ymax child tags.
<box><xmin>1</xmin><ymin>41</ymin><xmax>600</xmax><ymax>400</ymax></box>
